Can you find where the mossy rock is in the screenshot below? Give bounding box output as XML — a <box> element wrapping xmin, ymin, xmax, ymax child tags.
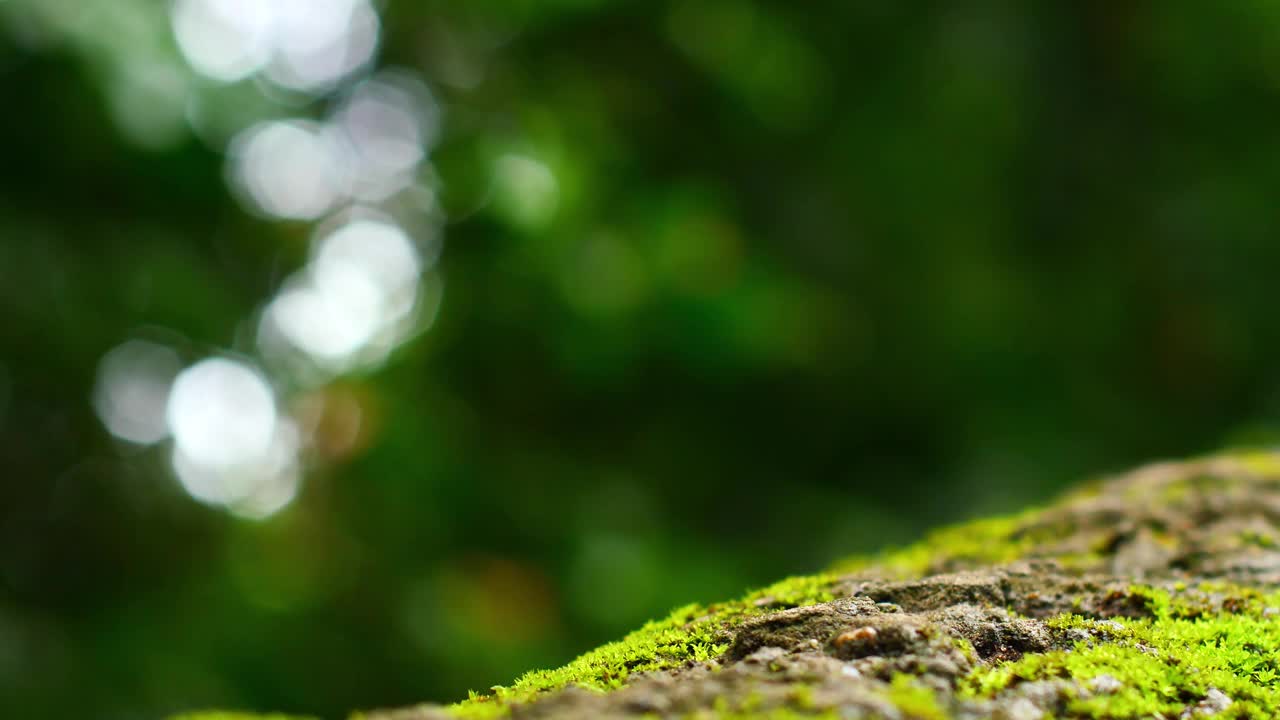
<box><xmin>180</xmin><ymin>451</ymin><xmax>1280</xmax><ymax>719</ymax></box>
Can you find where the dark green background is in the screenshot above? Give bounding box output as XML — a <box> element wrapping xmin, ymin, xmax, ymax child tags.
<box><xmin>4</xmin><ymin>1</ymin><xmax>1280</xmax><ymax>718</ymax></box>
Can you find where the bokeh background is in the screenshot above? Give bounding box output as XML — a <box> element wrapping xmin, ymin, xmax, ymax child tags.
<box><xmin>4</xmin><ymin>1</ymin><xmax>1280</xmax><ymax>718</ymax></box>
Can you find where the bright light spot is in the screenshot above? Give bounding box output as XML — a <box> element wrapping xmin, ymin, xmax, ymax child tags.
<box><xmin>265</xmin><ymin>0</ymin><xmax>380</xmax><ymax>93</ymax></box>
<box><xmin>92</xmin><ymin>340</ymin><xmax>182</xmax><ymax>445</ymax></box>
<box><xmin>172</xmin><ymin>0</ymin><xmax>274</xmax><ymax>82</ymax></box>
<box><xmin>226</xmin><ymin>79</ymin><xmax>441</xmax><ymax>219</ymax></box>
<box><xmin>259</xmin><ymin>218</ymin><xmax>424</xmax><ymax>371</ymax></box>
<box><xmin>332</xmin><ymin>72</ymin><xmax>438</xmax><ymax>201</ymax></box>
<box><xmin>167</xmin><ymin>357</ymin><xmax>300</xmax><ymax>518</ymax></box>
<box><xmin>313</xmin><ymin>218</ymin><xmax>421</xmax><ymax>300</ymax></box>
<box><xmin>171</xmin><ymin>418</ymin><xmax>301</xmax><ymax>519</ymax></box>
<box><xmin>236</xmin><ymin>462</ymin><xmax>301</xmax><ymax>518</ymax></box>
<box><xmin>167</xmin><ymin>357</ymin><xmax>277</xmax><ymax>471</ymax></box>
<box><xmin>264</xmin><ymin>272</ymin><xmax>383</xmax><ymax>362</ymax></box>
<box><xmin>171</xmin><ymin>0</ymin><xmax>379</xmax><ymax>92</ymax></box>
<box><xmin>229</xmin><ymin>120</ymin><xmax>347</xmax><ymax>220</ymax></box>
<box><xmin>493</xmin><ymin>153</ymin><xmax>559</xmax><ymax>229</ymax></box>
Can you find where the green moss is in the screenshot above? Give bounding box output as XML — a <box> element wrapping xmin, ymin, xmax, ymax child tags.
<box><xmin>446</xmin><ymin>573</ymin><xmax>839</xmax><ymax>716</ymax></box>
<box><xmin>829</xmin><ymin>449</ymin><xmax>1280</xmax><ymax>582</ymax></box>
<box><xmin>189</xmin><ymin>580</ymin><xmax>1280</xmax><ymax>719</ymax></box>
<box><xmin>883</xmin><ymin>674</ymin><xmax>947</xmax><ymax>720</ymax></box>
<box><xmin>184</xmin><ymin>452</ymin><xmax>1280</xmax><ymax>719</ymax></box>
<box><xmin>785</xmin><ymin>683</ymin><xmax>816</xmax><ymax>711</ymax></box>
<box><xmin>443</xmin><ymin>471</ymin><xmax>1130</xmax><ymax>716</ymax></box>
<box><xmin>963</xmin><ymin>586</ymin><xmax>1280</xmax><ymax>718</ymax></box>
<box><xmin>1234</xmin><ymin>450</ymin><xmax>1280</xmax><ymax>476</ymax></box>
<box><xmin>430</xmin><ymin>698</ymin><xmax>510</xmax><ymax>720</ymax></box>
<box><xmin>1241</xmin><ymin>529</ymin><xmax>1276</xmax><ymax>548</ymax></box>
<box><xmin>951</xmin><ymin>636</ymin><xmax>978</xmax><ymax>665</ymax></box>
<box><xmin>831</xmin><ymin>509</ymin><xmax>1044</xmax><ymax>578</ymax></box>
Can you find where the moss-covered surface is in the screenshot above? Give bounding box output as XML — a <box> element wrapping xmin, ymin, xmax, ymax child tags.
<box><xmin>962</xmin><ymin>586</ymin><xmax>1280</xmax><ymax>717</ymax></box>
<box><xmin>175</xmin><ymin>451</ymin><xmax>1280</xmax><ymax>719</ymax></box>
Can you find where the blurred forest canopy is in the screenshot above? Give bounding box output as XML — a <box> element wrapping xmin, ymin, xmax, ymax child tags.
<box><xmin>4</xmin><ymin>1</ymin><xmax>1280</xmax><ymax>718</ymax></box>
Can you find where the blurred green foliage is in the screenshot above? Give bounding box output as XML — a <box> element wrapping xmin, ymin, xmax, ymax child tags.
<box><xmin>4</xmin><ymin>1</ymin><xmax>1280</xmax><ymax>718</ymax></box>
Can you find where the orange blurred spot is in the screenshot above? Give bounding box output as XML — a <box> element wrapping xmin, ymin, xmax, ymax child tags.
<box><xmin>294</xmin><ymin>383</ymin><xmax>379</xmax><ymax>461</ymax></box>
<box><xmin>440</xmin><ymin>555</ymin><xmax>558</xmax><ymax>646</ymax></box>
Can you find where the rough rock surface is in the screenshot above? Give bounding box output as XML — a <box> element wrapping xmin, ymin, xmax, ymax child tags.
<box><xmin>206</xmin><ymin>452</ymin><xmax>1280</xmax><ymax>719</ymax></box>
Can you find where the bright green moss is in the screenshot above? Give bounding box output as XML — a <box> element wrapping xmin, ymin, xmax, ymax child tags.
<box><xmin>446</xmin><ymin>484</ymin><xmax>1111</xmax><ymax>716</ymax></box>
<box><xmin>785</xmin><ymin>683</ymin><xmax>816</xmax><ymax>711</ymax></box>
<box><xmin>1241</xmin><ymin>529</ymin><xmax>1276</xmax><ymax>548</ymax></box>
<box><xmin>495</xmin><ymin>603</ymin><xmax>728</xmax><ymax>696</ymax></box>
<box><xmin>963</xmin><ymin>586</ymin><xmax>1280</xmax><ymax>718</ymax></box>
<box><xmin>1235</xmin><ymin>450</ymin><xmax>1280</xmax><ymax>477</ymax></box>
<box><xmin>831</xmin><ymin>509</ymin><xmax>1043</xmax><ymax>578</ymax></box>
<box><xmin>158</xmin><ymin>452</ymin><xmax>1280</xmax><ymax>720</ymax></box>
<box><xmin>448</xmin><ymin>572</ymin><xmax>840</xmax><ymax>716</ymax></box>
<box><xmin>883</xmin><ymin>674</ymin><xmax>947</xmax><ymax>720</ymax></box>
<box><xmin>426</xmin><ymin>700</ymin><xmax>509</xmax><ymax>720</ymax></box>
